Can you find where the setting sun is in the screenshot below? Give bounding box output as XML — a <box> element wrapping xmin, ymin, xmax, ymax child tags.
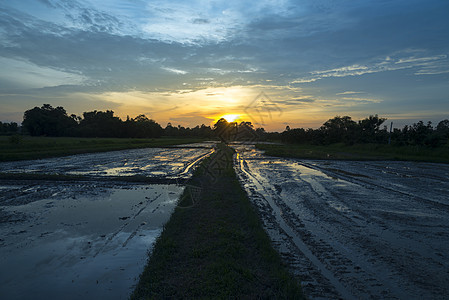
<box><xmin>221</xmin><ymin>114</ymin><xmax>240</xmax><ymax>122</ymax></box>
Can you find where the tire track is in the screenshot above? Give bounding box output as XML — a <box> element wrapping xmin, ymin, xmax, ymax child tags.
<box><xmin>234</xmin><ymin>146</ymin><xmax>449</xmax><ymax>299</ymax></box>
<box><xmin>235</xmin><ymin>152</ymin><xmax>355</xmax><ymax>299</ymax></box>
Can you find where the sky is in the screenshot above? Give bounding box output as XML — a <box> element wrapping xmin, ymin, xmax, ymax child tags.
<box><xmin>1</xmin><ymin>0</ymin><xmax>448</xmax><ymax>131</ymax></box>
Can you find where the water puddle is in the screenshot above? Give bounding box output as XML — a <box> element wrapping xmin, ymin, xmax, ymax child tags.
<box><xmin>0</xmin><ymin>183</ymin><xmax>183</xmax><ymax>299</ymax></box>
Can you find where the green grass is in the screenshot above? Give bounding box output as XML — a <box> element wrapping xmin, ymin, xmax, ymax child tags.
<box><xmin>0</xmin><ymin>136</ymin><xmax>207</xmax><ymax>162</ymax></box>
<box><xmin>131</xmin><ymin>144</ymin><xmax>304</xmax><ymax>299</ymax></box>
<box><xmin>256</xmin><ymin>142</ymin><xmax>449</xmax><ymax>163</ymax></box>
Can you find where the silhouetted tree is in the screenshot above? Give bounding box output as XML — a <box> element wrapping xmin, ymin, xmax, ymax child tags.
<box><xmin>281</xmin><ymin>115</ymin><xmax>387</xmax><ymax>145</ymax></box>
<box><xmin>190</xmin><ymin>124</ymin><xmax>214</xmax><ymax>138</ymax></box>
<box><xmin>357</xmin><ymin>115</ymin><xmax>387</xmax><ymax>143</ymax></box>
<box><xmin>436</xmin><ymin>119</ymin><xmax>449</xmax><ymax>139</ymax></box>
<box><xmin>0</xmin><ymin>121</ymin><xmax>19</xmax><ymax>135</ymax></box>
<box><xmin>320</xmin><ymin>116</ymin><xmax>357</xmax><ymax>145</ymax></box>
<box><xmin>281</xmin><ymin>128</ymin><xmax>306</xmax><ymax>143</ymax></box>
<box><xmin>214</xmin><ymin>118</ymin><xmax>231</xmax><ymax>142</ymax></box>
<box><xmin>78</xmin><ymin>110</ymin><xmax>122</xmax><ymax>137</ymax></box>
<box><xmin>128</xmin><ymin>114</ymin><xmax>163</xmax><ymax>138</ymax></box>
<box><xmin>213</xmin><ymin>119</ymin><xmax>265</xmax><ymax>142</ymax></box>
<box><xmin>236</xmin><ymin>122</ymin><xmax>258</xmax><ymax>141</ymax></box>
<box><xmin>22</xmin><ymin>104</ymin><xmax>76</xmax><ymax>136</ymax></box>
<box><xmin>408</xmin><ymin>121</ymin><xmax>433</xmax><ymax>146</ymax></box>
<box><xmin>164</xmin><ymin>123</ymin><xmax>178</xmax><ymax>136</ymax></box>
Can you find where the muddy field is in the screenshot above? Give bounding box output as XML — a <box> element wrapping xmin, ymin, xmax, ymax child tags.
<box><xmin>234</xmin><ymin>144</ymin><xmax>449</xmax><ymax>299</ymax></box>
<box><xmin>0</xmin><ymin>143</ymin><xmax>214</xmax><ymax>299</ymax></box>
<box><xmin>0</xmin><ymin>143</ymin><xmax>213</xmax><ymax>179</ymax></box>
<box><xmin>2</xmin><ymin>141</ymin><xmax>449</xmax><ymax>299</ymax></box>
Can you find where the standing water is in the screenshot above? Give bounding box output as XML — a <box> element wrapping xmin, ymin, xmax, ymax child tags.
<box><xmin>0</xmin><ymin>143</ymin><xmax>215</xmax><ymax>299</ymax></box>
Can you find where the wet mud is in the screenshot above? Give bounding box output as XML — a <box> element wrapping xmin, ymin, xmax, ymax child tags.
<box><xmin>233</xmin><ymin>144</ymin><xmax>449</xmax><ymax>299</ymax></box>
<box><xmin>0</xmin><ymin>143</ymin><xmax>214</xmax><ymax>299</ymax></box>
<box><xmin>0</xmin><ymin>143</ymin><xmax>214</xmax><ymax>179</ymax></box>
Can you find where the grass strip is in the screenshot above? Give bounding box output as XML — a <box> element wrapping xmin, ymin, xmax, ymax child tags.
<box><xmin>0</xmin><ymin>136</ymin><xmax>207</xmax><ymax>162</ymax></box>
<box><xmin>131</xmin><ymin>144</ymin><xmax>304</xmax><ymax>299</ymax></box>
<box><xmin>256</xmin><ymin>143</ymin><xmax>449</xmax><ymax>164</ymax></box>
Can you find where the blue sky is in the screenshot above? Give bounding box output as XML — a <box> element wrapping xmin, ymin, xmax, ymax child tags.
<box><xmin>1</xmin><ymin>0</ymin><xmax>448</xmax><ymax>130</ymax></box>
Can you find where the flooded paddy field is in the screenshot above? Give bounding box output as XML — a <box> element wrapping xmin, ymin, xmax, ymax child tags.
<box><xmin>0</xmin><ymin>183</ymin><xmax>182</xmax><ymax>299</ymax></box>
<box><xmin>0</xmin><ymin>143</ymin><xmax>214</xmax><ymax>299</ymax></box>
<box><xmin>234</xmin><ymin>144</ymin><xmax>449</xmax><ymax>299</ymax></box>
<box><xmin>0</xmin><ymin>142</ymin><xmax>214</xmax><ymax>179</ymax></box>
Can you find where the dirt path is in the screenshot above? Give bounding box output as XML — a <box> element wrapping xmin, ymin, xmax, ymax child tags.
<box><xmin>131</xmin><ymin>144</ymin><xmax>304</xmax><ymax>299</ymax></box>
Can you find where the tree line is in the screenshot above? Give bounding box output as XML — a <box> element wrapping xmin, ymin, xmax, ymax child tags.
<box><xmin>3</xmin><ymin>104</ymin><xmax>448</xmax><ymax>147</ymax></box>
<box><xmin>209</xmin><ymin>115</ymin><xmax>449</xmax><ymax>147</ymax></box>
<box><xmin>280</xmin><ymin>115</ymin><xmax>449</xmax><ymax>147</ymax></box>
<box><xmin>18</xmin><ymin>104</ymin><xmax>272</xmax><ymax>140</ymax></box>
<box><xmin>20</xmin><ymin>104</ymin><xmax>215</xmax><ymax>138</ymax></box>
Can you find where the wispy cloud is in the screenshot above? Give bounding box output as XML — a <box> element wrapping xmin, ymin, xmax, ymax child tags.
<box><xmin>0</xmin><ymin>57</ymin><xmax>87</xmax><ymax>90</ymax></box>
<box><xmin>336</xmin><ymin>91</ymin><xmax>365</xmax><ymax>95</ymax></box>
<box><xmin>161</xmin><ymin>67</ymin><xmax>188</xmax><ymax>75</ymax></box>
<box><xmin>340</xmin><ymin>97</ymin><xmax>382</xmax><ymax>104</ymax></box>
<box><xmin>292</xmin><ymin>52</ymin><xmax>449</xmax><ymax>84</ymax></box>
<box><xmin>395</xmin><ymin>55</ymin><xmax>446</xmax><ymax>64</ymax></box>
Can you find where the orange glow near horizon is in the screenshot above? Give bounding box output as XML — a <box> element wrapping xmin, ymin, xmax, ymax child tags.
<box><xmin>221</xmin><ymin>114</ymin><xmax>240</xmax><ymax>122</ymax></box>
<box><xmin>82</xmin><ymin>87</ymin><xmax>334</xmax><ymax>131</ymax></box>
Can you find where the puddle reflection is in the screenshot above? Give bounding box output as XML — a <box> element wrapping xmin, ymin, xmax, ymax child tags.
<box><xmin>0</xmin><ymin>143</ymin><xmax>215</xmax><ymax>179</ymax></box>
<box><xmin>0</xmin><ymin>183</ymin><xmax>183</xmax><ymax>299</ymax></box>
